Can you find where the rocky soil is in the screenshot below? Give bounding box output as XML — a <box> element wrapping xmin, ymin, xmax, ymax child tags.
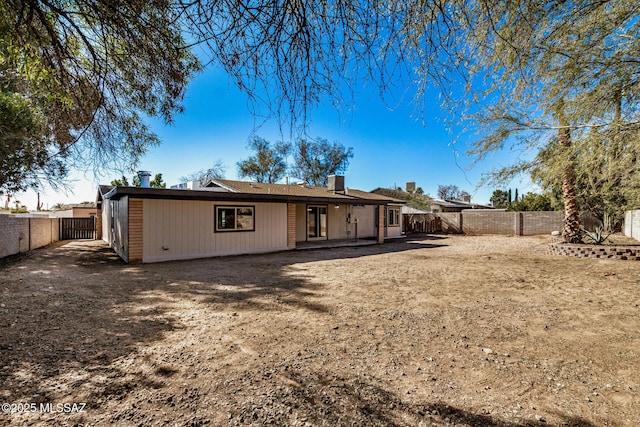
<box><xmin>1</xmin><ymin>235</ymin><xmax>638</xmax><ymax>426</ymax></box>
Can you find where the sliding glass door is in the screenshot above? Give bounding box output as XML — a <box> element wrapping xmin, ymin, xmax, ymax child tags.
<box><xmin>307</xmin><ymin>205</ymin><xmax>328</xmax><ymax>240</ymax></box>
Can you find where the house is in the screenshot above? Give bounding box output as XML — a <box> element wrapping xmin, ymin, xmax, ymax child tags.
<box><xmin>51</xmin><ymin>204</ymin><xmax>98</xmax><ymax>218</ymax></box>
<box><xmin>429</xmin><ymin>198</ymin><xmax>494</xmax><ymax>212</ymax></box>
<box><xmin>97</xmin><ymin>176</ymin><xmax>404</xmax><ymax>263</ymax></box>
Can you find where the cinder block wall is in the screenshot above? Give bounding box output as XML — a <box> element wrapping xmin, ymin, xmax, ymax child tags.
<box><xmin>430</xmin><ymin>211</ymin><xmax>600</xmax><ymax>236</ymax></box>
<box><xmin>521</xmin><ymin>211</ymin><xmax>563</xmax><ymax>235</ymax></box>
<box><xmin>463</xmin><ymin>211</ymin><xmax>518</xmax><ymax>235</ymax></box>
<box><xmin>0</xmin><ymin>215</ymin><xmax>29</xmax><ymax>258</ymax></box>
<box><xmin>0</xmin><ymin>215</ymin><xmax>59</xmax><ymax>259</ymax></box>
<box><xmin>29</xmin><ymin>217</ymin><xmax>60</xmax><ymax>249</ymax></box>
<box><xmin>438</xmin><ymin>213</ymin><xmax>462</xmax><ymax>233</ymax></box>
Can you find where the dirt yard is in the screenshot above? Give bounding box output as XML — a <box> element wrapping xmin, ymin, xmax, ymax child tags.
<box><xmin>0</xmin><ymin>235</ymin><xmax>639</xmax><ymax>426</ymax></box>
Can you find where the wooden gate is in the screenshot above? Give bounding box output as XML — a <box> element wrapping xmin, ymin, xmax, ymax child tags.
<box><xmin>60</xmin><ymin>217</ymin><xmax>96</xmax><ymax>240</ymax></box>
<box><xmin>404</xmin><ymin>215</ymin><xmax>442</xmax><ymax>234</ymax></box>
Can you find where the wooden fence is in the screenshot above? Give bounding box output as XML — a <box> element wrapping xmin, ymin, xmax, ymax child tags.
<box><xmin>59</xmin><ymin>217</ymin><xmax>96</xmax><ymax>240</ymax></box>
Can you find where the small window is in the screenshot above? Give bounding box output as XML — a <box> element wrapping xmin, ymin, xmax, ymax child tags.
<box><xmin>215</xmin><ymin>206</ymin><xmax>255</xmax><ymax>232</ymax></box>
<box><xmin>388</xmin><ymin>207</ymin><xmax>401</xmax><ymax>227</ymax></box>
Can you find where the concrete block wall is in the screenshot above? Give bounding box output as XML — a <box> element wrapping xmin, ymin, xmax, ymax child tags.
<box><xmin>428</xmin><ymin>211</ymin><xmax>600</xmax><ymax>236</ymax></box>
<box><xmin>438</xmin><ymin>213</ymin><xmax>462</xmax><ymax>233</ymax></box>
<box><xmin>0</xmin><ymin>215</ymin><xmax>59</xmax><ymax>259</ymax></box>
<box><xmin>29</xmin><ymin>217</ymin><xmax>60</xmax><ymax>249</ymax></box>
<box><xmin>521</xmin><ymin>211</ymin><xmax>563</xmax><ymax>235</ymax></box>
<box><xmin>463</xmin><ymin>211</ymin><xmax>519</xmax><ymax>235</ymax></box>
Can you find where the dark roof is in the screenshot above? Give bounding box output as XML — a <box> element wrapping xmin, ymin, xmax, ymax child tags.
<box><xmin>370</xmin><ymin>187</ymin><xmax>430</xmax><ymax>204</ymax></box>
<box><xmin>98</xmin><ymin>179</ymin><xmax>402</xmax><ymax>205</ymax></box>
<box><xmin>432</xmin><ymin>199</ymin><xmax>494</xmax><ymax>209</ymax></box>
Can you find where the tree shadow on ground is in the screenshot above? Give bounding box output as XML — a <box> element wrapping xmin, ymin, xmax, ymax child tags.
<box><xmin>0</xmin><ymin>238</ymin><xmax>607</xmax><ymax>426</ymax></box>
<box><xmin>223</xmin><ymin>367</ymin><xmax>599</xmax><ymax>427</ymax></box>
<box><xmin>0</xmin><ymin>238</ymin><xmax>445</xmax><ymax>406</ymax></box>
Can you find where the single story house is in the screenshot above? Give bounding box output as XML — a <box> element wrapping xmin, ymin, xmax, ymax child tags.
<box><xmin>97</xmin><ymin>176</ymin><xmax>404</xmax><ymax>263</ymax></box>
<box><xmin>430</xmin><ymin>198</ymin><xmax>494</xmax><ymax>213</ymax></box>
<box><xmin>52</xmin><ymin>204</ymin><xmax>98</xmax><ymax>218</ymax></box>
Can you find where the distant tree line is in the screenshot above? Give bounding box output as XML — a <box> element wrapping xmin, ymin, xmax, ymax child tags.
<box><xmin>110</xmin><ymin>173</ymin><xmax>166</xmax><ymax>188</ymax></box>
<box><xmin>178</xmin><ymin>136</ymin><xmax>353</xmax><ymax>188</ymax></box>
<box><xmin>490</xmin><ymin>189</ymin><xmax>560</xmax><ymax>212</ymax></box>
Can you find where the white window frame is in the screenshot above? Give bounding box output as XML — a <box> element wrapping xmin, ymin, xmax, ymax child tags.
<box><xmin>388</xmin><ymin>207</ymin><xmax>401</xmax><ymax>227</ymax></box>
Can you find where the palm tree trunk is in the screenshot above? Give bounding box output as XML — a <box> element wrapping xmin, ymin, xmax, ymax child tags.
<box><xmin>557</xmin><ymin>107</ymin><xmax>582</xmax><ymax>243</ymax></box>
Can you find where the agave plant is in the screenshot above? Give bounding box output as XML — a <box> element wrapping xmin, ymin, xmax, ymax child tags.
<box><xmin>582</xmin><ymin>225</ymin><xmax>611</xmax><ymax>245</ymax></box>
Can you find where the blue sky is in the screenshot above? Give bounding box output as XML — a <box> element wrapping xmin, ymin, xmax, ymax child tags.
<box><xmin>15</xmin><ymin>65</ymin><xmax>536</xmax><ymax>210</ymax></box>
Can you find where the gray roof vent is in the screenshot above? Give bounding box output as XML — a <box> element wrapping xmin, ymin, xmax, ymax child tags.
<box><xmin>137</xmin><ymin>171</ymin><xmax>151</xmax><ymax>188</ymax></box>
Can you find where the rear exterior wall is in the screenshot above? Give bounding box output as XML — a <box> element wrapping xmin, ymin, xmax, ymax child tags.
<box><xmin>294</xmin><ymin>203</ymin><xmax>378</xmax><ymax>242</ymax></box>
<box><xmin>142</xmin><ymin>199</ymin><xmax>288</xmax><ymax>262</ymax></box>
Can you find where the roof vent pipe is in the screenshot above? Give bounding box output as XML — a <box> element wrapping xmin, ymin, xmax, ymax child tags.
<box><xmin>138</xmin><ymin>171</ymin><xmax>151</xmax><ymax>188</ymax></box>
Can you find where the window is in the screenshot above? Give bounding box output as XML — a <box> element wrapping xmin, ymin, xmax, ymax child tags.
<box><xmin>215</xmin><ymin>206</ymin><xmax>255</xmax><ymax>232</ymax></box>
<box><xmin>388</xmin><ymin>207</ymin><xmax>400</xmax><ymax>227</ymax></box>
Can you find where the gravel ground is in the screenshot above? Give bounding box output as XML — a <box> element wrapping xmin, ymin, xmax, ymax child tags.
<box><xmin>0</xmin><ymin>235</ymin><xmax>639</xmax><ymax>426</ymax></box>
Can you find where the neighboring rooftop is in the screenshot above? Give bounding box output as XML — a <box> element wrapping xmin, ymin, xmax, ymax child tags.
<box><xmin>432</xmin><ymin>199</ymin><xmax>494</xmax><ymax>210</ymax></box>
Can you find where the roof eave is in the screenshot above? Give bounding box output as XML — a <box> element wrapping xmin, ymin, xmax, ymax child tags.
<box><xmin>101</xmin><ymin>186</ymin><xmax>394</xmax><ymax>205</ymax></box>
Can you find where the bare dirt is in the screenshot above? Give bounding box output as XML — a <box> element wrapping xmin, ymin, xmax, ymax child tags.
<box><xmin>0</xmin><ymin>235</ymin><xmax>639</xmax><ymax>426</ymax></box>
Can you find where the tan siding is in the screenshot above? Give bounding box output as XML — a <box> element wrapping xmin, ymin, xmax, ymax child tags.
<box><xmin>328</xmin><ymin>204</ymin><xmax>348</xmax><ymax>239</ymax></box>
<box><xmin>143</xmin><ymin>199</ymin><xmax>287</xmax><ymax>262</ymax></box>
<box><xmin>351</xmin><ymin>205</ymin><xmax>377</xmax><ymax>239</ymax></box>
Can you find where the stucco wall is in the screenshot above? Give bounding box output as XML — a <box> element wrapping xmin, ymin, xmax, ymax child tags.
<box><xmin>0</xmin><ymin>215</ymin><xmax>59</xmax><ymax>259</ymax></box>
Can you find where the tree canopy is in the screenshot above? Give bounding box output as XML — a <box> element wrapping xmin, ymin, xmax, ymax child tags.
<box><xmin>291</xmin><ymin>138</ymin><xmax>353</xmax><ymax>187</ymax></box>
<box><xmin>5</xmin><ymin>1</ymin><xmax>639</xmax><ymax>242</ymax></box>
<box><xmin>180</xmin><ymin>160</ymin><xmax>226</xmax><ymax>186</ymax></box>
<box><xmin>110</xmin><ymin>173</ymin><xmax>166</xmax><ymax>188</ymax></box>
<box><xmin>437</xmin><ymin>185</ymin><xmax>469</xmax><ymax>201</ymax></box>
<box><xmin>1</xmin><ymin>0</ymin><xmax>199</xmax><ymax>193</ymax></box>
<box><xmin>237</xmin><ymin>137</ymin><xmax>291</xmax><ymax>183</ymax></box>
